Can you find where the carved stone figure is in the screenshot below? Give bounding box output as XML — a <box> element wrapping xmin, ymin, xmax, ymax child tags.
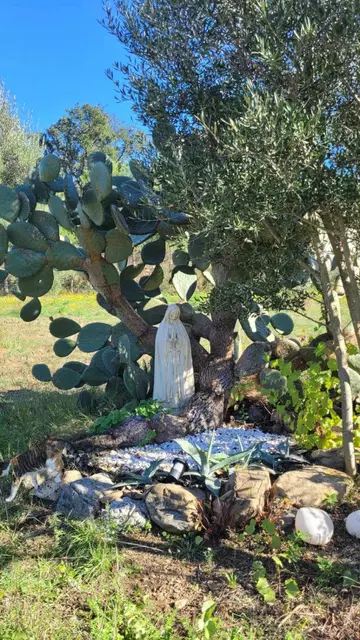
<box><xmin>153</xmin><ymin>304</ymin><xmax>195</xmax><ymax>409</ymax></box>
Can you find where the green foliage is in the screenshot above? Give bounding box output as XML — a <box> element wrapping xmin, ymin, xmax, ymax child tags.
<box><xmin>91</xmin><ymin>399</ymin><xmax>168</xmax><ymax>434</ymax></box>
<box><xmin>44</xmin><ymin>103</ymin><xmax>148</xmax><ymax>179</ymax></box>
<box><xmin>261</xmin><ymin>347</ymin><xmax>352</xmax><ymax>449</ymax></box>
<box><xmin>197</xmin><ymin>600</ymin><xmax>218</xmax><ymax>640</ymax></box>
<box><xmin>0</xmin><ymin>82</ymin><xmax>43</xmax><ymax>187</ymax></box>
<box><xmin>252</xmin><ymin>561</ymin><xmax>276</xmax><ymax>603</ymax></box>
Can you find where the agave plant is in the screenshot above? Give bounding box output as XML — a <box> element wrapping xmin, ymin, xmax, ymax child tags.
<box><xmin>110</xmin><ymin>458</ymin><xmax>167</xmax><ymax>489</ymax></box>
<box><xmin>175</xmin><ymin>432</ymin><xmax>261</xmax><ymax>496</ymax></box>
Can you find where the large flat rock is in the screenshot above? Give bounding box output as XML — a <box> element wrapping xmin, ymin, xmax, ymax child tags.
<box><xmin>271</xmin><ymin>465</ymin><xmax>353</xmax><ymax>507</ymax></box>
<box><xmin>145</xmin><ymin>483</ymin><xmax>203</xmax><ymax>533</ymax></box>
<box><xmin>220</xmin><ymin>467</ymin><xmax>271</xmax><ymax>528</ymax></box>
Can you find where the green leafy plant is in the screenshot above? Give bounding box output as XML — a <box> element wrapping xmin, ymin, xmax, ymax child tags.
<box><xmin>260</xmin><ymin>346</ymin><xmax>351</xmax><ymax>449</ymax></box>
<box><xmin>224</xmin><ymin>570</ymin><xmax>238</xmax><ymax>589</ymax></box>
<box><xmin>321</xmin><ymin>492</ymin><xmax>339</xmax><ymax>511</ymax></box>
<box><xmin>91</xmin><ymin>399</ymin><xmax>170</xmax><ymax>434</ymax></box>
<box><xmin>252</xmin><ymin>561</ymin><xmax>276</xmax><ymax>603</ymax></box>
<box><xmin>284</xmin><ymin>578</ymin><xmax>300</xmax><ymax>599</ymax></box>
<box><xmin>196</xmin><ymin>600</ymin><xmax>218</xmax><ymax>640</ymax></box>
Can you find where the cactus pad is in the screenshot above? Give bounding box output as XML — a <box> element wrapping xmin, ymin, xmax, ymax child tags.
<box><xmin>141</xmin><ymin>238</ymin><xmax>166</xmax><ymax>265</ymax></box>
<box><xmin>90</xmin><ymin>162</ymin><xmax>112</xmax><ymax>201</ymax></box>
<box><xmin>49</xmin><ymin>317</ymin><xmax>81</xmax><ymax>338</ymax></box>
<box><xmin>270</xmin><ymin>312</ymin><xmax>294</xmax><ymax>336</ymax></box>
<box><xmin>188</xmin><ymin>235</ymin><xmax>210</xmax><ymax>271</ymax></box>
<box><xmin>111</xmin><ymin>322</ymin><xmax>142</xmax><ymax>361</ymax></box>
<box><xmin>141</xmin><ymin>264</ymin><xmax>164</xmax><ymax>291</ymax></box>
<box><xmin>260</xmin><ymin>369</ymin><xmax>287</xmax><ymax>394</ymax></box>
<box><xmin>49</xmin><ymin>195</ymin><xmax>74</xmax><ymax>231</ymax></box>
<box><xmin>52</xmin><ymin>367</ymin><xmax>82</xmax><ymax>390</ymax></box>
<box><xmin>120</xmin><ymin>273</ymin><xmax>145</xmax><ymax>301</ymax></box>
<box><xmin>121</xmin><ymin>263</ymin><xmax>145</xmax><ymax>280</ymax></box>
<box><xmin>64</xmin><ymin>174</ymin><xmax>79</xmax><ymax>210</ymax></box>
<box><xmin>20</xmin><ymin>297</ymin><xmax>41</xmax><ymax>322</ymax></box>
<box><xmin>139</xmin><ymin>298</ymin><xmax>168</xmax><ymax>325</ymax></box>
<box><xmin>53</xmin><ymin>338</ymin><xmax>77</xmax><ymax>357</ymax></box>
<box><xmin>77</xmin><ymin>322</ymin><xmax>112</xmax><ymax>353</ymax></box>
<box><xmin>30</xmin><ymin>210</ymin><xmax>60</xmax><ymax>242</ymax></box>
<box><xmin>15</xmin><ymin>184</ymin><xmax>36</xmax><ymax>212</ymax></box>
<box><xmin>0</xmin><ymin>185</ymin><xmax>21</xmax><ymax>222</ymax></box>
<box><xmin>172</xmin><ymin>250</ymin><xmax>190</xmax><ymax>267</ymax></box>
<box><xmin>18</xmin><ymin>191</ymin><xmax>31</xmax><ymax>221</ymax></box>
<box><xmin>172</xmin><ymin>266</ymin><xmax>197</xmax><ymax>301</ymax></box>
<box><xmin>110</xmin><ymin>204</ymin><xmax>130</xmax><ymax>234</ymax></box>
<box><xmin>32</xmin><ymin>364</ymin><xmax>52</xmax><ymax>382</ymax></box>
<box><xmin>0</xmin><ymin>223</ymin><xmax>8</xmax><ymax>265</ymax></box>
<box><xmin>118</xmin><ymin>334</ymin><xmax>132</xmax><ymax>364</ymax></box>
<box><xmin>82</xmin><ymin>188</ymin><xmax>105</xmax><ymax>225</ymax></box>
<box><xmin>39</xmin><ymin>154</ymin><xmax>61</xmax><ymax>182</ymax></box>
<box><xmin>7</xmin><ymin>221</ymin><xmax>49</xmax><ymax>252</ymax></box>
<box><xmin>81</xmin><ymin>367</ymin><xmax>110</xmax><ymax>386</ymax></box>
<box><xmin>5</xmin><ymin>248</ymin><xmax>46</xmax><ymax>278</ymax></box>
<box><xmin>18</xmin><ymin>264</ymin><xmax>54</xmax><ymax>297</ymax></box>
<box><xmin>105</xmin><ymin>229</ymin><xmax>133</xmax><ymax>262</ymax></box>
<box><xmin>46</xmin><ymin>241</ymin><xmax>84</xmax><ymax>270</ymax></box>
<box><xmin>63</xmin><ymin>361</ymin><xmax>87</xmax><ymax>375</ymax></box>
<box><xmin>76</xmin><ymin>227</ymin><xmax>106</xmax><ymax>254</ymax></box>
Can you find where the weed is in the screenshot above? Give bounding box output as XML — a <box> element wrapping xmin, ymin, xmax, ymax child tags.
<box><xmin>224</xmin><ymin>570</ymin><xmax>238</xmax><ymax>588</ymax></box>
<box><xmin>52</xmin><ymin>517</ymin><xmax>120</xmax><ymax>580</ymax></box>
<box><xmin>196</xmin><ymin>600</ymin><xmax>218</xmax><ymax>639</ymax></box>
<box><xmin>321</xmin><ymin>492</ymin><xmax>338</xmax><ymax>510</ymax></box>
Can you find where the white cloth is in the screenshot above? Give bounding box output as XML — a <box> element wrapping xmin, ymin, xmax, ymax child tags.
<box><xmin>153</xmin><ymin>304</ymin><xmax>195</xmax><ymax>409</ymax></box>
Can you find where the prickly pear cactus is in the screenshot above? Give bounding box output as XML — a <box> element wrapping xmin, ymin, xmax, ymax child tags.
<box><xmin>0</xmin><ymin>152</ymin><xmax>198</xmax><ymax>406</ymax></box>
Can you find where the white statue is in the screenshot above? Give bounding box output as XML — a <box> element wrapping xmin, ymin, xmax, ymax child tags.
<box><xmin>153</xmin><ymin>304</ymin><xmax>195</xmax><ymax>410</ymax></box>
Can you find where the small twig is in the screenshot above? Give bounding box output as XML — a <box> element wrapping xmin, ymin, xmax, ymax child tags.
<box><xmin>117</xmin><ymin>540</ymin><xmax>166</xmax><ymax>553</ymax></box>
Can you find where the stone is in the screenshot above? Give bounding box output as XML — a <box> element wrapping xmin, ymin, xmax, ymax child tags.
<box><xmin>100</xmin><ymin>489</ymin><xmax>124</xmax><ymax>504</ymax></box>
<box><xmin>103</xmin><ymin>497</ymin><xmax>149</xmax><ymax>531</ymax></box>
<box><xmin>220</xmin><ymin>468</ymin><xmax>271</xmax><ymax>528</ymax></box>
<box><xmin>56</xmin><ymin>477</ymin><xmax>114</xmax><ymax>519</ymax></box>
<box><xmin>271</xmin><ymin>465</ymin><xmax>353</xmax><ymax>507</ymax></box>
<box><xmin>31</xmin><ymin>478</ymin><xmax>62</xmax><ymax>501</ymax></box>
<box><xmin>62</xmin><ymin>470</ymin><xmax>83</xmax><ymax>484</ymax></box>
<box><xmin>153</xmin><ymin>304</ymin><xmax>195</xmax><ymax>410</ymax></box>
<box><xmin>345</xmin><ymin>510</ymin><xmax>360</xmax><ymax>539</ymax></box>
<box><xmin>310</xmin><ymin>447</ymin><xmax>360</xmax><ymax>473</ymax></box>
<box><xmin>235</xmin><ymin>342</ymin><xmax>270</xmax><ymax>378</ymax></box>
<box><xmin>88</xmin><ymin>472</ymin><xmax>113</xmax><ymax>485</ymax></box>
<box><xmin>145</xmin><ymin>483</ymin><xmax>202</xmax><ymax>533</ymax></box>
<box><xmin>295</xmin><ymin>507</ymin><xmax>334</xmax><ymax>546</ymax></box>
<box><xmin>271</xmin><ymin>339</ymin><xmax>301</xmax><ymax>361</ymax></box>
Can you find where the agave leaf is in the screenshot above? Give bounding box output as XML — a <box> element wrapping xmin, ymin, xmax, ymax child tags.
<box><xmin>210</xmin><ymin>442</ymin><xmax>261</xmax><ymax>473</ymax></box>
<box><xmin>175</xmin><ymin>438</ymin><xmax>208</xmax><ymax>470</ymax></box>
<box><xmin>204</xmin><ymin>476</ymin><xmax>221</xmax><ymax>497</ymax></box>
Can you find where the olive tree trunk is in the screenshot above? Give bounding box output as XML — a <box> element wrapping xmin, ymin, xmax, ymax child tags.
<box><xmin>313</xmin><ymin>224</ymin><xmax>357</xmax><ymax>477</ymax></box>
<box><xmin>78</xmin><ymin>227</ymin><xmax>237</xmax><ymax>436</ymax></box>
<box><xmin>321</xmin><ymin>213</ymin><xmax>360</xmax><ymax>351</ymax></box>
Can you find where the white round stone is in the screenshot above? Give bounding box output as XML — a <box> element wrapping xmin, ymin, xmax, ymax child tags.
<box><xmin>345</xmin><ymin>510</ymin><xmax>360</xmax><ymax>538</ymax></box>
<box><xmin>295</xmin><ymin>507</ymin><xmax>334</xmax><ymax>546</ymax></box>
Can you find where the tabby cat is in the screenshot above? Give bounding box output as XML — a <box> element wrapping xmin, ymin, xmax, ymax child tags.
<box><xmin>0</xmin><ymin>437</ymin><xmax>83</xmax><ymax>502</ymax></box>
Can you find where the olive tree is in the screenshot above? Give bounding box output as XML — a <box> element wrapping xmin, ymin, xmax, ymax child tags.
<box><xmin>102</xmin><ymin>0</ymin><xmax>360</xmax><ymax>475</ymax></box>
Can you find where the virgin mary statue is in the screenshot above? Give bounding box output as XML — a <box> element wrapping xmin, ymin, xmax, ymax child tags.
<box><xmin>153</xmin><ymin>304</ymin><xmax>195</xmax><ymax>410</ymax></box>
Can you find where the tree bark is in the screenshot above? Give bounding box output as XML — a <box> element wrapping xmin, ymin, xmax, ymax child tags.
<box><xmin>313</xmin><ymin>225</ymin><xmax>357</xmax><ymax>477</ymax></box>
<box><xmin>321</xmin><ymin>213</ymin><xmax>360</xmax><ymax>350</ymax></box>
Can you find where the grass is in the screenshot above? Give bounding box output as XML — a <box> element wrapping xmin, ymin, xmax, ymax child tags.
<box><xmin>0</xmin><ymin>292</ymin><xmax>359</xmax><ymax>639</ymax></box>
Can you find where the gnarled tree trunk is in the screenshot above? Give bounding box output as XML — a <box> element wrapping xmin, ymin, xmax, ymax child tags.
<box><xmin>79</xmin><ymin>230</ymin><xmax>237</xmax><ymax>439</ymax></box>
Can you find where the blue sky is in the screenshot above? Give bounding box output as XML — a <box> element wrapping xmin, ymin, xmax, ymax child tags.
<box><xmin>0</xmin><ymin>0</ymin><xmax>141</xmax><ymax>132</ymax></box>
